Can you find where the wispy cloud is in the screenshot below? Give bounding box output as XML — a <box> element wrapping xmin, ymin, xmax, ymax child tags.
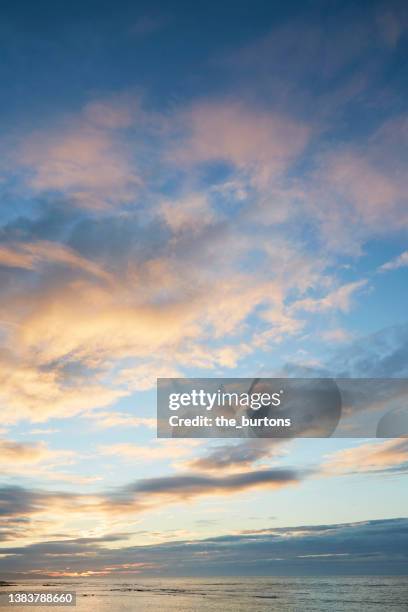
<box><xmin>323</xmin><ymin>439</ymin><xmax>408</xmax><ymax>476</ymax></box>
<box><xmin>12</xmin><ymin>97</ymin><xmax>142</xmax><ymax>210</ymax></box>
<box><xmin>173</xmin><ymin>101</ymin><xmax>310</xmax><ymax>187</ymax></box>
<box><xmin>291</xmin><ymin>280</ymin><xmax>368</xmax><ymax>314</ymax></box>
<box><xmin>0</xmin><ymin>240</ymin><xmax>111</xmax><ymax>280</ymax></box>
<box><xmin>379</xmin><ymin>250</ymin><xmax>408</xmax><ymax>272</ymax></box>
<box><xmin>183</xmin><ymin>439</ymin><xmax>287</xmax><ymax>473</ymax></box>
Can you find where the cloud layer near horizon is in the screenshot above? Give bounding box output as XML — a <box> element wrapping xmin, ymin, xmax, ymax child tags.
<box><xmin>0</xmin><ymin>517</ymin><xmax>406</xmax><ymax>578</ymax></box>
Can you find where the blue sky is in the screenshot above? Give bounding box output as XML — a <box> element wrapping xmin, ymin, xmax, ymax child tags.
<box><xmin>0</xmin><ymin>0</ymin><xmax>407</xmax><ymax>578</ymax></box>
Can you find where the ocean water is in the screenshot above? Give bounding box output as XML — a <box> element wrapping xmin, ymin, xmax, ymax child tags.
<box><xmin>1</xmin><ymin>577</ymin><xmax>407</xmax><ymax>611</ymax></box>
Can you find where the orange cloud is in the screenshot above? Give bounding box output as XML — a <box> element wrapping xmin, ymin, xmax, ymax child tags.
<box><xmin>86</xmin><ymin>411</ymin><xmax>156</xmax><ymax>429</ymax></box>
<box><xmin>0</xmin><ymin>354</ymin><xmax>124</xmax><ymax>423</ymax></box>
<box><xmin>0</xmin><ymin>241</ymin><xmax>111</xmax><ymax>281</ymax></box>
<box><xmin>323</xmin><ymin>439</ymin><xmax>408</xmax><ymax>475</ymax></box>
<box><xmin>0</xmin><ymin>239</ymin><xmax>301</xmax><ymax>422</ymax></box>
<box><xmin>0</xmin><ymin>468</ymin><xmax>304</xmax><ymax>547</ymax></box>
<box><xmin>99</xmin><ymin>440</ymin><xmax>202</xmax><ymax>463</ymax></box>
<box><xmin>0</xmin><ymin>438</ymin><xmax>102</xmax><ymax>484</ymax></box>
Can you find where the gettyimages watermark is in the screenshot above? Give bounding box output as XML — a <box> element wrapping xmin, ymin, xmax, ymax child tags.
<box><xmin>157</xmin><ymin>378</ymin><xmax>408</xmax><ymax>438</ymax></box>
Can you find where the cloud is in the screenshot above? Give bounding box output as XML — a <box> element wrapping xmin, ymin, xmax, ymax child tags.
<box><xmin>304</xmin><ymin>118</ymin><xmax>408</xmax><ymax>252</ymax></box>
<box><xmin>321</xmin><ymin>328</ymin><xmax>352</xmax><ymax>343</ymax></box>
<box><xmin>0</xmin><ymin>201</ymin><xmax>317</xmax><ymax>422</ymax></box>
<box><xmin>0</xmin><ymin>486</ymin><xmax>79</xmax><ymax>520</ymax></box>
<box><xmin>379</xmin><ymin>250</ymin><xmax>408</xmax><ymax>272</ymax></box>
<box><xmin>0</xmin><ymin>206</ymin><xmax>371</xmax><ymax>423</ymax></box>
<box><xmin>86</xmin><ymin>411</ymin><xmax>155</xmax><ymax>430</ymax></box>
<box><xmin>28</xmin><ymin>428</ymin><xmax>60</xmax><ymax>435</ymax></box>
<box><xmin>0</xmin><ymin>354</ymin><xmax>125</xmax><ymax>423</ymax></box>
<box><xmin>0</xmin><ymin>438</ymin><xmax>101</xmax><ymax>484</ymax></box>
<box><xmin>99</xmin><ymin>440</ymin><xmax>201</xmax><ymax>463</ymax></box>
<box><xmin>159</xmin><ymin>193</ymin><xmax>215</xmax><ymax>233</ymax></box>
<box><xmin>280</xmin><ymin>322</ymin><xmax>408</xmax><ymax>379</ymax></box>
<box><xmin>323</xmin><ymin>439</ymin><xmax>408</xmax><ymax>476</ymax></box>
<box><xmin>118</xmin><ymin>362</ymin><xmax>181</xmax><ymax>391</ymax></box>
<box><xmin>0</xmin><ymin>0</ymin><xmax>407</xmax><ymax>585</ymax></box>
<box><xmin>321</xmin><ymin>152</ymin><xmax>401</xmax><ymax>223</ymax></box>
<box><xmin>129</xmin><ymin>15</ymin><xmax>168</xmax><ymax>38</ymax></box>
<box><xmin>0</xmin><ymin>517</ymin><xmax>407</xmax><ymax>578</ymax></box>
<box><xmin>223</xmin><ymin>2</ymin><xmax>407</xmax><ymax>122</ymax></box>
<box><xmin>12</xmin><ymin>97</ymin><xmax>141</xmax><ymax>210</ymax></box>
<box><xmin>183</xmin><ymin>440</ymin><xmax>287</xmax><ymax>473</ymax></box>
<box><xmin>0</xmin><ymin>468</ymin><xmax>302</xmax><ymax>517</ymax></box>
<box><xmin>0</xmin><ymin>67</ymin><xmax>400</xmax><ymax>427</ymax></box>
<box><xmin>116</xmin><ymin>468</ymin><xmax>302</xmax><ymax>503</ymax></box>
<box><xmin>0</xmin><ymin>439</ymin><xmax>63</xmax><ymax>465</ymax></box>
<box><xmin>82</xmin><ymin>99</ymin><xmax>136</xmax><ymax>130</ymax></box>
<box><xmin>173</xmin><ymin>101</ymin><xmax>310</xmax><ymax>187</ymax></box>
<box><xmin>0</xmin><ymin>468</ymin><xmax>304</xmax><ymax>548</ymax></box>
<box><xmin>291</xmin><ymin>280</ymin><xmax>368</xmax><ymax>314</ymax></box>
<box><xmin>327</xmin><ymin>322</ymin><xmax>408</xmax><ymax>378</ymax></box>
<box><xmin>377</xmin><ymin>7</ymin><xmax>408</xmax><ymax>47</ymax></box>
<box><xmin>0</xmin><ymin>240</ymin><xmax>110</xmax><ymax>281</ymax></box>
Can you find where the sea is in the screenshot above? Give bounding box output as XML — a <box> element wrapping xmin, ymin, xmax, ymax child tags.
<box><xmin>0</xmin><ymin>577</ymin><xmax>407</xmax><ymax>611</ymax></box>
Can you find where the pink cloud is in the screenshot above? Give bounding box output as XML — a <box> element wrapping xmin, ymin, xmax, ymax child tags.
<box><xmin>15</xmin><ymin>97</ymin><xmax>142</xmax><ymax>209</ymax></box>
<box><xmin>173</xmin><ymin>101</ymin><xmax>310</xmax><ymax>186</ymax></box>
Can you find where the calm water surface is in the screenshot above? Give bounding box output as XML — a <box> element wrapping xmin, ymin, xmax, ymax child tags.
<box><xmin>1</xmin><ymin>577</ymin><xmax>407</xmax><ymax>611</ymax></box>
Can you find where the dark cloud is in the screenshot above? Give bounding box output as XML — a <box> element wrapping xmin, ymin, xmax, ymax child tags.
<box><xmin>185</xmin><ymin>439</ymin><xmax>284</xmax><ymax>472</ymax></box>
<box><xmin>1</xmin><ymin>518</ymin><xmax>407</xmax><ymax>578</ymax></box>
<box><xmin>0</xmin><ymin>486</ymin><xmax>48</xmax><ymax>518</ymax></box>
<box><xmin>0</xmin><ymin>485</ymin><xmax>85</xmax><ymax>521</ymax></box>
<box><xmin>116</xmin><ymin>468</ymin><xmax>302</xmax><ymax>500</ymax></box>
<box><xmin>1</xmin><ymin>533</ymin><xmax>132</xmax><ymax>557</ymax></box>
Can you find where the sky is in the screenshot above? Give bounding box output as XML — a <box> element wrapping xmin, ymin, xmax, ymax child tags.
<box><xmin>0</xmin><ymin>0</ymin><xmax>407</xmax><ymax>578</ymax></box>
